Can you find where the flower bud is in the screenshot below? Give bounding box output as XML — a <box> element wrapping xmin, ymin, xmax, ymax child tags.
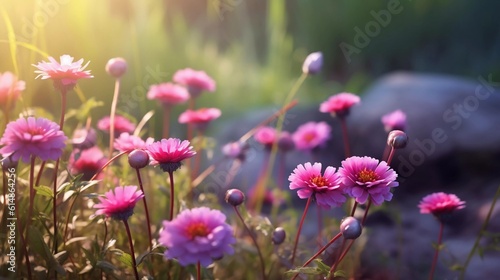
<box><xmin>72</xmin><ymin>128</ymin><xmax>97</xmax><ymax>150</ymax></box>
<box><xmin>1</xmin><ymin>156</ymin><xmax>18</xmax><ymax>170</ymax></box>
<box><xmin>128</xmin><ymin>149</ymin><xmax>149</xmax><ymax>169</ymax></box>
<box><xmin>105</xmin><ymin>57</ymin><xmax>127</xmax><ymax>78</ymax></box>
<box><xmin>302</xmin><ymin>52</ymin><xmax>323</xmax><ymax>75</ymax></box>
<box><xmin>272</xmin><ymin>227</ymin><xmax>286</xmax><ymax>245</ymax></box>
<box><xmin>387</xmin><ymin>130</ymin><xmax>408</xmax><ymax>149</ymax></box>
<box><xmin>225</xmin><ymin>189</ymin><xmax>245</xmax><ymax>206</ymax></box>
<box><xmin>277</xmin><ymin>132</ymin><xmax>295</xmax><ymax>152</ymax></box>
<box><xmin>340</xmin><ymin>217</ymin><xmax>362</xmax><ymax>239</ymax></box>
<box><xmin>222</xmin><ymin>141</ymin><xmax>247</xmax><ymax>161</ymax></box>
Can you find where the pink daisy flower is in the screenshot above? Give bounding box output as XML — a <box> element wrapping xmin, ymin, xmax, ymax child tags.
<box><xmin>254</xmin><ymin>126</ymin><xmax>278</xmax><ymax>149</ymax></box>
<box><xmin>418</xmin><ymin>192</ymin><xmax>466</xmax><ymax>216</ymax></box>
<box><xmin>159</xmin><ymin>207</ymin><xmax>235</xmax><ymax>267</ymax></box>
<box><xmin>114</xmin><ymin>133</ymin><xmax>154</xmax><ymax>153</ymax></box>
<box><xmin>69</xmin><ymin>146</ymin><xmax>107</xmax><ymax>180</ymax></box>
<box><xmin>173</xmin><ymin>68</ymin><xmax>216</xmax><ymax>98</ymax></box>
<box><xmin>381</xmin><ymin>109</ymin><xmax>407</xmax><ymax>132</ymax></box>
<box><xmin>94</xmin><ymin>185</ymin><xmax>144</xmax><ymax>221</ymax></box>
<box><xmin>288</xmin><ymin>162</ymin><xmax>346</xmax><ymax>209</ymax></box>
<box><xmin>178</xmin><ymin>108</ymin><xmax>221</xmax><ymax>131</ymax></box>
<box><xmin>319</xmin><ymin>92</ymin><xmax>360</xmax><ymax>118</ymax></box>
<box><xmin>33</xmin><ymin>55</ymin><xmax>93</xmax><ymax>91</ymax></box>
<box><xmin>145</xmin><ymin>138</ymin><xmax>196</xmax><ymax>173</ymax></box>
<box><xmin>0</xmin><ymin>117</ymin><xmax>67</xmax><ymax>163</ymax></box>
<box><xmin>292</xmin><ymin>121</ymin><xmax>331</xmax><ymax>151</ymax></box>
<box><xmin>97</xmin><ymin>115</ymin><xmax>135</xmax><ymax>135</ymax></box>
<box><xmin>0</xmin><ymin>72</ymin><xmax>25</xmax><ymax>111</ymax></box>
<box><xmin>147</xmin><ymin>82</ymin><xmax>190</xmax><ymax>106</ymax></box>
<box><xmin>338</xmin><ymin>156</ymin><xmax>399</xmax><ymax>205</ymax></box>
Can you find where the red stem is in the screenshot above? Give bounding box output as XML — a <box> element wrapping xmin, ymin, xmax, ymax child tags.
<box><xmin>136</xmin><ymin>168</ymin><xmax>153</xmax><ymax>250</ymax></box>
<box><xmin>429</xmin><ymin>221</ymin><xmax>444</xmax><ymax>280</ymax></box>
<box><xmin>27</xmin><ymin>156</ymin><xmax>36</xmax><ymax>238</ymax></box>
<box><xmin>89</xmin><ymin>151</ymin><xmax>127</xmax><ymax>181</ymax></box>
<box><xmin>291</xmin><ymin>232</ymin><xmax>343</xmax><ymax>280</ymax></box>
<box><xmin>196</xmin><ymin>261</ymin><xmax>201</xmax><ymax>280</ymax></box>
<box><xmin>123</xmin><ymin>220</ymin><xmax>140</xmax><ymax>280</ymax></box>
<box><xmin>233</xmin><ymin>206</ymin><xmax>267</xmax><ymax>280</ymax></box>
<box><xmin>291</xmin><ymin>196</ymin><xmax>313</xmax><ymax>264</ymax></box>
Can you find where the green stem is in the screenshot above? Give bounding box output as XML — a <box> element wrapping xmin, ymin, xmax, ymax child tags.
<box><xmin>459</xmin><ymin>186</ymin><xmax>500</xmax><ymax>280</ymax></box>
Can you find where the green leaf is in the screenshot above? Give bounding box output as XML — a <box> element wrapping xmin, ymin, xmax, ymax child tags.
<box><xmin>66</xmin><ymin>98</ymin><xmax>104</xmax><ymax>122</ymax></box>
<box><xmin>79</xmin><ymin>180</ymin><xmax>100</xmax><ymax>193</ymax></box>
<box><xmin>27</xmin><ymin>226</ymin><xmax>66</xmax><ymax>276</ymax></box>
<box><xmin>34</xmin><ymin>185</ymin><xmax>54</xmax><ymax>198</ymax></box>
<box><xmin>450</xmin><ymin>264</ymin><xmax>464</xmax><ymax>271</ymax></box>
<box><xmin>82</xmin><ymin>248</ymin><xmax>97</xmax><ymax>265</ymax></box>
<box><xmin>285</xmin><ymin>267</ymin><xmax>322</xmax><ymax>276</ymax></box>
<box><xmin>313</xmin><ymin>259</ymin><xmax>331</xmax><ymax>273</ymax></box>
<box><xmin>117</xmin><ymin>252</ymin><xmax>134</xmax><ymax>268</ymax></box>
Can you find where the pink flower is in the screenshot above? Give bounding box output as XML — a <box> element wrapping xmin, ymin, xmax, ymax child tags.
<box><xmin>159</xmin><ymin>207</ymin><xmax>235</xmax><ymax>267</ymax></box>
<box><xmin>418</xmin><ymin>192</ymin><xmax>465</xmax><ymax>216</ymax></box>
<box><xmin>114</xmin><ymin>133</ymin><xmax>154</xmax><ymax>153</ymax></box>
<box><xmin>288</xmin><ymin>162</ymin><xmax>345</xmax><ymax>209</ymax></box>
<box><xmin>338</xmin><ymin>156</ymin><xmax>399</xmax><ymax>206</ymax></box>
<box><xmin>145</xmin><ymin>138</ymin><xmax>196</xmax><ymax>173</ymax></box>
<box><xmin>69</xmin><ymin>146</ymin><xmax>107</xmax><ymax>180</ymax></box>
<box><xmin>254</xmin><ymin>126</ymin><xmax>277</xmax><ymax>148</ymax></box>
<box><xmin>381</xmin><ymin>109</ymin><xmax>407</xmax><ymax>132</ymax></box>
<box><xmin>94</xmin><ymin>185</ymin><xmax>144</xmax><ymax>221</ymax></box>
<box><xmin>178</xmin><ymin>108</ymin><xmax>221</xmax><ymax>131</ymax></box>
<box><xmin>97</xmin><ymin>115</ymin><xmax>135</xmax><ymax>135</ymax></box>
<box><xmin>292</xmin><ymin>121</ymin><xmax>331</xmax><ymax>151</ymax></box>
<box><xmin>319</xmin><ymin>92</ymin><xmax>360</xmax><ymax>118</ymax></box>
<box><xmin>222</xmin><ymin>141</ymin><xmax>247</xmax><ymax>160</ymax></box>
<box><xmin>33</xmin><ymin>55</ymin><xmax>93</xmax><ymax>91</ymax></box>
<box><xmin>0</xmin><ymin>72</ymin><xmax>25</xmax><ymax>111</ymax></box>
<box><xmin>0</xmin><ymin>117</ymin><xmax>67</xmax><ymax>163</ymax></box>
<box><xmin>147</xmin><ymin>83</ymin><xmax>190</xmax><ymax>106</ymax></box>
<box><xmin>173</xmin><ymin>68</ymin><xmax>216</xmax><ymax>97</ymax></box>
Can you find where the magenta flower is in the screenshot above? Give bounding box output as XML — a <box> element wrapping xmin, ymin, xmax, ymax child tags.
<box><xmin>381</xmin><ymin>109</ymin><xmax>407</xmax><ymax>132</ymax></box>
<box><xmin>288</xmin><ymin>162</ymin><xmax>345</xmax><ymax>209</ymax></box>
<box><xmin>173</xmin><ymin>68</ymin><xmax>216</xmax><ymax>97</ymax></box>
<box><xmin>319</xmin><ymin>92</ymin><xmax>360</xmax><ymax>118</ymax></box>
<box><xmin>178</xmin><ymin>108</ymin><xmax>221</xmax><ymax>131</ymax></box>
<box><xmin>145</xmin><ymin>138</ymin><xmax>196</xmax><ymax>172</ymax></box>
<box><xmin>97</xmin><ymin>115</ymin><xmax>135</xmax><ymax>135</ymax></box>
<box><xmin>159</xmin><ymin>207</ymin><xmax>235</xmax><ymax>267</ymax></box>
<box><xmin>147</xmin><ymin>82</ymin><xmax>190</xmax><ymax>106</ymax></box>
<box><xmin>254</xmin><ymin>126</ymin><xmax>278</xmax><ymax>149</ymax></box>
<box><xmin>418</xmin><ymin>192</ymin><xmax>466</xmax><ymax>216</ymax></box>
<box><xmin>292</xmin><ymin>121</ymin><xmax>331</xmax><ymax>151</ymax></box>
<box><xmin>114</xmin><ymin>133</ymin><xmax>154</xmax><ymax>153</ymax></box>
<box><xmin>69</xmin><ymin>146</ymin><xmax>107</xmax><ymax>180</ymax></box>
<box><xmin>33</xmin><ymin>55</ymin><xmax>93</xmax><ymax>91</ymax></box>
<box><xmin>0</xmin><ymin>117</ymin><xmax>67</xmax><ymax>163</ymax></box>
<box><xmin>94</xmin><ymin>186</ymin><xmax>144</xmax><ymax>221</ymax></box>
<box><xmin>0</xmin><ymin>72</ymin><xmax>25</xmax><ymax>111</ymax></box>
<box><xmin>339</xmin><ymin>156</ymin><xmax>399</xmax><ymax>205</ymax></box>
<box><xmin>222</xmin><ymin>141</ymin><xmax>247</xmax><ymax>160</ymax></box>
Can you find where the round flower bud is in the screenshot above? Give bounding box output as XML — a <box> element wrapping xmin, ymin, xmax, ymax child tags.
<box><xmin>387</xmin><ymin>130</ymin><xmax>408</xmax><ymax>149</ymax></box>
<box><xmin>225</xmin><ymin>189</ymin><xmax>245</xmax><ymax>206</ymax></box>
<box><xmin>1</xmin><ymin>156</ymin><xmax>18</xmax><ymax>170</ymax></box>
<box><xmin>105</xmin><ymin>57</ymin><xmax>127</xmax><ymax>78</ymax></box>
<box><xmin>72</xmin><ymin>128</ymin><xmax>97</xmax><ymax>150</ymax></box>
<box><xmin>340</xmin><ymin>217</ymin><xmax>362</xmax><ymax>239</ymax></box>
<box><xmin>128</xmin><ymin>149</ymin><xmax>149</xmax><ymax>169</ymax></box>
<box><xmin>222</xmin><ymin>141</ymin><xmax>247</xmax><ymax>161</ymax></box>
<box><xmin>302</xmin><ymin>52</ymin><xmax>323</xmax><ymax>75</ymax></box>
<box><xmin>272</xmin><ymin>227</ymin><xmax>286</xmax><ymax>245</ymax></box>
<box><xmin>277</xmin><ymin>132</ymin><xmax>295</xmax><ymax>152</ymax></box>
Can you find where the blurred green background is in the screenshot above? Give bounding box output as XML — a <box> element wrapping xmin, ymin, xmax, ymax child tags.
<box><xmin>1</xmin><ymin>0</ymin><xmax>499</xmax><ymax>130</ymax></box>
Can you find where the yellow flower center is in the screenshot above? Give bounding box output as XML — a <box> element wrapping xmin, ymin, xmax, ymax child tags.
<box><xmin>311</xmin><ymin>175</ymin><xmax>329</xmax><ymax>188</ymax></box>
<box><xmin>357</xmin><ymin>168</ymin><xmax>379</xmax><ymax>183</ymax></box>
